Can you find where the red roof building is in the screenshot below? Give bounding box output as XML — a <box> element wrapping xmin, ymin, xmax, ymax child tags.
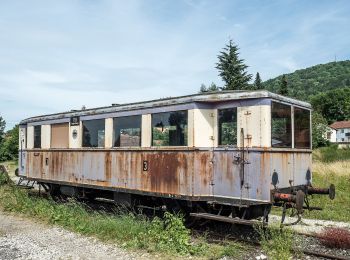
<box><xmin>329</xmin><ymin>120</ymin><xmax>350</xmax><ymax>143</ymax></box>
<box><xmin>329</xmin><ymin>120</ymin><xmax>350</xmax><ymax>129</ymax></box>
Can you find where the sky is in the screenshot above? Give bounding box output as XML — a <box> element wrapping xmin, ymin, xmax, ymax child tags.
<box><xmin>0</xmin><ymin>0</ymin><xmax>349</xmax><ymax>130</ymax></box>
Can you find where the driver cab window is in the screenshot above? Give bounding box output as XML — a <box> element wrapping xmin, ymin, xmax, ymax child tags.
<box><xmin>271</xmin><ymin>102</ymin><xmax>292</xmax><ymax>148</ymax></box>
<box><xmin>218</xmin><ymin>108</ymin><xmax>237</xmax><ymax>146</ymax></box>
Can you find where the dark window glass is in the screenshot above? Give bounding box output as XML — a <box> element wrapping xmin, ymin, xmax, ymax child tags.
<box><xmin>113</xmin><ymin>115</ymin><xmax>141</xmax><ymax>147</ymax></box>
<box><xmin>82</xmin><ymin>119</ymin><xmax>105</xmax><ymax>147</ymax></box>
<box><xmin>152</xmin><ymin>111</ymin><xmax>187</xmax><ymax>146</ymax></box>
<box><xmin>294</xmin><ymin>108</ymin><xmax>311</xmax><ymax>148</ymax></box>
<box><xmin>271</xmin><ymin>102</ymin><xmax>292</xmax><ymax>148</ymax></box>
<box><xmin>33</xmin><ymin>125</ymin><xmax>41</xmax><ymax>148</ymax></box>
<box><xmin>218</xmin><ymin>108</ymin><xmax>237</xmax><ymax>146</ymax></box>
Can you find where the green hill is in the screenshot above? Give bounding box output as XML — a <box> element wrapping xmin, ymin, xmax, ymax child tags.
<box><xmin>263</xmin><ymin>60</ymin><xmax>350</xmax><ymax>100</ymax></box>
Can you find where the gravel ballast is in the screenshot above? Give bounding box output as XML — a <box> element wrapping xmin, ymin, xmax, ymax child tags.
<box><xmin>0</xmin><ymin>211</ymin><xmax>151</xmax><ymax>260</ymax></box>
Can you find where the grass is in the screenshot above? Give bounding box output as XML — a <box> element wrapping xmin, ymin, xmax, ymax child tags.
<box><xmin>0</xmin><ymin>180</ymin><xmax>247</xmax><ymax>259</ymax></box>
<box><xmin>272</xmin><ymin>161</ymin><xmax>350</xmax><ymax>222</ymax></box>
<box><xmin>272</xmin><ymin>147</ymin><xmax>350</xmax><ymax>222</ymax></box>
<box><xmin>258</xmin><ymin>225</ymin><xmax>296</xmax><ymax>260</ymax></box>
<box><xmin>313</xmin><ymin>145</ymin><xmax>350</xmax><ymax>163</ymax></box>
<box><xmin>308</xmin><ymin>147</ymin><xmax>350</xmax><ymax>222</ymax></box>
<box><xmin>303</xmin><ymin>168</ymin><xmax>350</xmax><ymax>222</ymax></box>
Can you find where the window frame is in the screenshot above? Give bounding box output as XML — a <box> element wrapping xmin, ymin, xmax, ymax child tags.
<box><xmin>151</xmin><ymin>110</ymin><xmax>188</xmax><ymax>147</ymax></box>
<box><xmin>33</xmin><ymin>125</ymin><xmax>41</xmax><ymax>149</ymax></box>
<box><xmin>82</xmin><ymin>119</ymin><xmax>106</xmax><ymax>148</ymax></box>
<box><xmin>217</xmin><ymin>107</ymin><xmax>238</xmax><ymax>147</ymax></box>
<box><xmin>113</xmin><ymin>115</ymin><xmax>142</xmax><ymax>147</ymax></box>
<box><xmin>271</xmin><ymin>101</ymin><xmax>293</xmax><ymax>148</ymax></box>
<box><xmin>293</xmin><ymin>106</ymin><xmax>311</xmax><ymax>149</ymax></box>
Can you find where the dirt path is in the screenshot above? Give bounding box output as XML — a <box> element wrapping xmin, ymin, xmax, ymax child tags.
<box><xmin>0</xmin><ymin>211</ymin><xmax>151</xmax><ymax>260</ymax></box>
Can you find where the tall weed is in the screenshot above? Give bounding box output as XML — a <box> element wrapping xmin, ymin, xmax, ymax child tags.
<box><xmin>0</xmin><ymin>184</ymin><xmax>247</xmax><ymax>257</ymax></box>
<box><xmin>258</xmin><ymin>225</ymin><xmax>294</xmax><ymax>260</ymax></box>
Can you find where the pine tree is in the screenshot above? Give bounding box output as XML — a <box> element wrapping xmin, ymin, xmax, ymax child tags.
<box><xmin>199</xmin><ymin>84</ymin><xmax>207</xmax><ymax>93</ymax></box>
<box><xmin>254</xmin><ymin>72</ymin><xmax>263</xmax><ymax>90</ymax></box>
<box><xmin>207</xmin><ymin>82</ymin><xmax>219</xmax><ymax>92</ymax></box>
<box><xmin>216</xmin><ymin>40</ymin><xmax>252</xmax><ymax>90</ymax></box>
<box><xmin>199</xmin><ymin>82</ymin><xmax>219</xmax><ymax>93</ymax></box>
<box><xmin>279</xmin><ymin>75</ymin><xmax>288</xmax><ymax>95</ymax></box>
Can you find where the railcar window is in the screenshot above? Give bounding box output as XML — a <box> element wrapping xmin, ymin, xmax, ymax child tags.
<box><xmin>51</xmin><ymin>123</ymin><xmax>69</xmax><ymax>148</ymax></box>
<box><xmin>33</xmin><ymin>125</ymin><xmax>41</xmax><ymax>148</ymax></box>
<box><xmin>82</xmin><ymin>119</ymin><xmax>105</xmax><ymax>147</ymax></box>
<box><xmin>218</xmin><ymin>108</ymin><xmax>237</xmax><ymax>146</ymax></box>
<box><xmin>271</xmin><ymin>102</ymin><xmax>292</xmax><ymax>148</ymax></box>
<box><xmin>294</xmin><ymin>108</ymin><xmax>311</xmax><ymax>148</ymax></box>
<box><xmin>113</xmin><ymin>115</ymin><xmax>141</xmax><ymax>147</ymax></box>
<box><xmin>152</xmin><ymin>111</ymin><xmax>188</xmax><ymax>146</ymax></box>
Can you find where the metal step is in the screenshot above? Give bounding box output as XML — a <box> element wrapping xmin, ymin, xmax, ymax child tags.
<box><xmin>189</xmin><ymin>212</ymin><xmax>266</xmax><ymax>226</ymax></box>
<box><xmin>17</xmin><ymin>177</ymin><xmax>35</xmax><ymax>189</ymax></box>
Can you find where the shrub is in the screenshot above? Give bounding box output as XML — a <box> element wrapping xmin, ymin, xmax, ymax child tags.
<box><xmin>318</xmin><ymin>227</ymin><xmax>350</xmax><ymax>249</ymax></box>
<box><xmin>0</xmin><ymin>168</ymin><xmax>10</xmax><ymax>185</ymax></box>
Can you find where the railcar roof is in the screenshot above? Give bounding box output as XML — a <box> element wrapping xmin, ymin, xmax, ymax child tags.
<box><xmin>20</xmin><ymin>90</ymin><xmax>311</xmax><ymax>124</ymax></box>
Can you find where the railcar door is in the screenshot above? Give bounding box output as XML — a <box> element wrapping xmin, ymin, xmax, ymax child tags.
<box><xmin>19</xmin><ymin>127</ymin><xmax>26</xmax><ymax>176</ymax></box>
<box><xmin>212</xmin><ymin>107</ymin><xmax>247</xmax><ymax>201</ymax></box>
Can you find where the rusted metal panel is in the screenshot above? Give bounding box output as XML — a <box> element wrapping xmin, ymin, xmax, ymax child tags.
<box><xmin>293</xmin><ymin>152</ymin><xmax>312</xmax><ymax>186</ymax></box>
<box><xmin>212</xmin><ymin>151</ymin><xmax>270</xmax><ymax>202</ymax></box>
<box><xmin>24</xmin><ymin>149</ymin><xmax>312</xmax><ymax>204</ymax></box>
<box><xmin>26</xmin><ymin>150</ymin><xmax>199</xmax><ymax>197</ymax></box>
<box><xmin>193</xmin><ymin>151</ymin><xmax>212</xmax><ymax>196</ymax></box>
<box><xmin>212</xmin><ymin>151</ymin><xmax>240</xmax><ymax>198</ymax></box>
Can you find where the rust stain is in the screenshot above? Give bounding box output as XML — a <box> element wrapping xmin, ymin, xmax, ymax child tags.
<box><xmin>105</xmin><ymin>151</ymin><xmax>111</xmax><ymax>181</ymax></box>
<box><xmin>24</xmin><ymin>149</ymin><xmax>311</xmax><ymax>202</ymax></box>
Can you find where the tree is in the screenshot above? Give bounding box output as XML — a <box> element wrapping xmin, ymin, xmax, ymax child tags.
<box><xmin>279</xmin><ymin>75</ymin><xmax>288</xmax><ymax>95</ymax></box>
<box><xmin>263</xmin><ymin>60</ymin><xmax>350</xmax><ymax>101</ymax></box>
<box><xmin>199</xmin><ymin>82</ymin><xmax>219</xmax><ymax>93</ymax></box>
<box><xmin>199</xmin><ymin>84</ymin><xmax>207</xmax><ymax>93</ymax></box>
<box><xmin>0</xmin><ymin>116</ymin><xmax>5</xmax><ymax>145</ymax></box>
<box><xmin>0</xmin><ymin>125</ymin><xmax>19</xmax><ymax>162</ymax></box>
<box><xmin>312</xmin><ymin>112</ymin><xmax>329</xmax><ymax>148</ymax></box>
<box><xmin>216</xmin><ymin>40</ymin><xmax>252</xmax><ymax>90</ymax></box>
<box><xmin>254</xmin><ymin>72</ymin><xmax>263</xmax><ymax>90</ymax></box>
<box><xmin>311</xmin><ymin>88</ymin><xmax>350</xmax><ymax>124</ymax></box>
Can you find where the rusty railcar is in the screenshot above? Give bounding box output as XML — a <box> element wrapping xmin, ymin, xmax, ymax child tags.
<box><xmin>18</xmin><ymin>90</ymin><xmax>334</xmax><ymax>224</ymax></box>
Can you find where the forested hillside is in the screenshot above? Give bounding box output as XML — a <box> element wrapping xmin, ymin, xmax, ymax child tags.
<box><xmin>263</xmin><ymin>60</ymin><xmax>350</xmax><ymax>100</ymax></box>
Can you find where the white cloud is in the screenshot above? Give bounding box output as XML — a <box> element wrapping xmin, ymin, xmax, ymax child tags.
<box><xmin>0</xmin><ymin>0</ymin><xmax>349</xmax><ymax>129</ymax></box>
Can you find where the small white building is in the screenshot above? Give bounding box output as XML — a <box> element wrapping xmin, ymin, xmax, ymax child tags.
<box><xmin>329</xmin><ymin>121</ymin><xmax>350</xmax><ymax>143</ymax></box>
<box><xmin>325</xmin><ymin>126</ymin><xmax>337</xmax><ymax>143</ymax></box>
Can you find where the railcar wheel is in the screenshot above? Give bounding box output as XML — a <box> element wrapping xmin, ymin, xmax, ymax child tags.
<box><xmin>49</xmin><ymin>184</ymin><xmax>68</xmax><ymax>202</ymax></box>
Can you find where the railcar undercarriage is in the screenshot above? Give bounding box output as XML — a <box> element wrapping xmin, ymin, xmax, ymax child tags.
<box><xmin>14</xmin><ymin>175</ymin><xmax>335</xmax><ymax>228</ymax></box>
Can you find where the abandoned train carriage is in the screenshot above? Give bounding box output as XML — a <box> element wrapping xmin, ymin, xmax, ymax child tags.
<box><xmin>18</xmin><ymin>90</ymin><xmax>333</xmax><ymax>222</ymax></box>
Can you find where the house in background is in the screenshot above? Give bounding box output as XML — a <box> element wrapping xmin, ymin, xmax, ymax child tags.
<box><xmin>325</xmin><ymin>126</ymin><xmax>337</xmax><ymax>143</ymax></box>
<box><xmin>329</xmin><ymin>120</ymin><xmax>350</xmax><ymax>148</ymax></box>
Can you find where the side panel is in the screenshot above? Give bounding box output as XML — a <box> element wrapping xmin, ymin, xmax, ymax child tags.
<box><xmin>212</xmin><ymin>150</ymin><xmax>312</xmax><ymax>202</ymax></box>
<box><xmin>26</xmin><ymin>150</ymin><xmax>201</xmax><ymax>197</ymax></box>
<box><xmin>27</xmin><ymin>126</ymin><xmax>34</xmax><ymax>149</ymax></box>
<box><xmin>192</xmin><ymin>109</ymin><xmax>215</xmax><ymax>147</ymax></box>
<box><xmin>51</xmin><ymin>123</ymin><xmax>69</xmax><ymax>148</ymax></box>
<box><xmin>25</xmin><ymin>150</ymin><xmax>311</xmax><ymax>202</ymax></box>
<box><xmin>41</xmin><ymin>125</ymin><xmax>51</xmax><ymax>149</ymax></box>
<box><xmin>212</xmin><ymin>151</ymin><xmax>270</xmax><ymax>201</ymax></box>
<box><xmin>237</xmin><ymin>105</ymin><xmax>271</xmax><ymax>148</ymax></box>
